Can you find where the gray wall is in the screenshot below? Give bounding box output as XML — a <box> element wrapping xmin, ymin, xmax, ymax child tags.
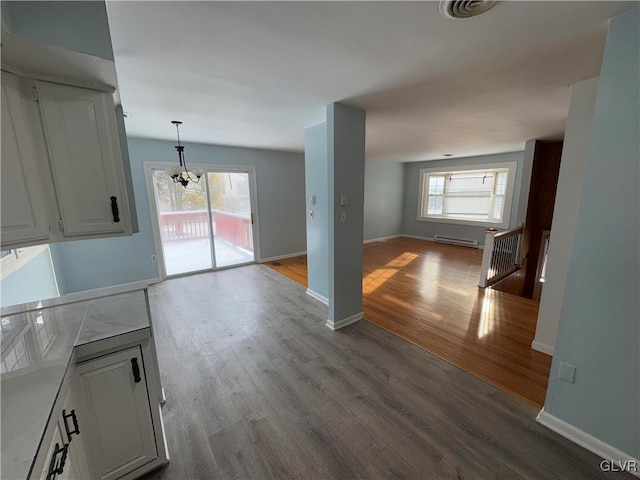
<box><xmin>304</xmin><ymin>123</ymin><xmax>329</xmax><ymax>299</ymax></box>
<box><xmin>364</xmin><ymin>159</ymin><xmax>404</xmax><ymax>241</ymax></box>
<box><xmin>534</xmin><ymin>77</ymin><xmax>599</xmax><ymax>355</ymax></box>
<box><xmin>544</xmin><ymin>7</ymin><xmax>639</xmax><ymax>458</ymax></box>
<box><xmin>402</xmin><ymin>151</ymin><xmax>526</xmax><ymax>245</ymax></box>
<box><xmin>0</xmin><ymin>249</ymin><xmax>59</xmax><ymax>307</ymax></box>
<box><xmin>327</xmin><ymin>103</ymin><xmax>366</xmax><ymax>323</ymax></box>
<box><xmin>52</xmin><ymin>138</ymin><xmax>306</xmax><ymax>294</ymax></box>
<box><xmin>4</xmin><ymin>1</ymin><xmax>114</xmax><ymax>60</ymax></box>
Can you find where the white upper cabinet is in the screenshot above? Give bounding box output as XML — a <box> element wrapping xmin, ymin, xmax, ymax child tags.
<box><xmin>35</xmin><ymin>80</ymin><xmax>131</xmax><ymax>237</ymax></box>
<box><xmin>0</xmin><ymin>71</ymin><xmax>133</xmax><ymax>249</ymax></box>
<box><xmin>1</xmin><ymin>72</ymin><xmax>53</xmax><ymax>246</ymax></box>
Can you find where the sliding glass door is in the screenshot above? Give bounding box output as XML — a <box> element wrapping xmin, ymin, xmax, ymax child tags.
<box><xmin>150</xmin><ymin>166</ymin><xmax>256</xmax><ymax>278</ymax></box>
<box><xmin>208</xmin><ymin>172</ymin><xmax>254</xmax><ymax>268</ymax></box>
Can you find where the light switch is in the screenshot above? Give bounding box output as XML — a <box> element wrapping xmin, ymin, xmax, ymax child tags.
<box><xmin>340</xmin><ymin>210</ymin><xmax>346</xmax><ymax>222</ymax></box>
<box><xmin>340</xmin><ymin>194</ymin><xmax>348</xmax><ymax>206</ymax></box>
<box><xmin>310</xmin><ymin>195</ymin><xmax>316</xmax><ymax>205</ymax></box>
<box><xmin>309</xmin><ymin>210</ymin><xmax>314</xmax><ymax>219</ymax></box>
<box><xmin>558</xmin><ymin>362</ymin><xmax>576</xmax><ymax>383</ymax></box>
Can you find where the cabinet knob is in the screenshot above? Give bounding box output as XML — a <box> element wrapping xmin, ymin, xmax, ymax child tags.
<box><xmin>110</xmin><ymin>196</ymin><xmax>120</xmax><ymax>223</ymax></box>
<box><xmin>131</xmin><ymin>357</ymin><xmax>141</xmax><ymax>383</ymax></box>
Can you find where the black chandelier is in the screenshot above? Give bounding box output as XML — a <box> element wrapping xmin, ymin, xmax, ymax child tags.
<box><xmin>165</xmin><ymin>120</ymin><xmax>203</xmax><ymax>187</ymax></box>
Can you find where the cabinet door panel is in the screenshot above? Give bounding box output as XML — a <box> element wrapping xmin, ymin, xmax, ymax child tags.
<box><xmin>39</xmin><ymin>422</ymin><xmax>66</xmax><ymax>480</ymax></box>
<box><xmin>35</xmin><ymin>81</ymin><xmax>129</xmax><ymax>237</ymax></box>
<box><xmin>59</xmin><ymin>381</ymin><xmax>93</xmax><ymax>480</ymax></box>
<box><xmin>1</xmin><ymin>73</ymin><xmax>52</xmax><ymax>246</ymax></box>
<box><xmin>76</xmin><ymin>346</ymin><xmax>157</xmax><ymax>480</ymax></box>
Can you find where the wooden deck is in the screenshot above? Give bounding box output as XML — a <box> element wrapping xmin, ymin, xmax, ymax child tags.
<box><xmin>265</xmin><ymin>237</ymin><xmax>552</xmax><ymax>408</ymax></box>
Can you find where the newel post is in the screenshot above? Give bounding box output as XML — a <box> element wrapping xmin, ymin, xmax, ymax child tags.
<box><xmin>478</xmin><ymin>228</ymin><xmax>498</xmax><ymax>288</ymax></box>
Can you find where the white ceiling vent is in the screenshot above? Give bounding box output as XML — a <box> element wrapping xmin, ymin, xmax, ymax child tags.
<box><xmin>439</xmin><ymin>0</ymin><xmax>498</xmax><ymax>19</ymax></box>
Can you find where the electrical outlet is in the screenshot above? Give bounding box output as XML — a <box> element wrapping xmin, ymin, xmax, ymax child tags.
<box><xmin>151</xmin><ymin>255</ymin><xmax>157</xmax><ymax>262</ymax></box>
<box><xmin>558</xmin><ymin>362</ymin><xmax>576</xmax><ymax>383</ymax></box>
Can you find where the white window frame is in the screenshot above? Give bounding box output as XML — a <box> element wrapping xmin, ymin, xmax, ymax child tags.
<box><xmin>0</xmin><ymin>245</ymin><xmax>49</xmax><ymax>280</ymax></box>
<box><xmin>417</xmin><ymin>161</ymin><xmax>517</xmax><ymax>229</ymax></box>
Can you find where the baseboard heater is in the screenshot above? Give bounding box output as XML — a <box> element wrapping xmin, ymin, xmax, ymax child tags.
<box><xmin>433</xmin><ymin>235</ymin><xmax>479</xmax><ymax>248</ymax></box>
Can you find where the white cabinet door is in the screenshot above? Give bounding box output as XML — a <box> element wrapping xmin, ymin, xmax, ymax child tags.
<box><xmin>35</xmin><ymin>81</ymin><xmax>130</xmax><ymax>237</ymax></box>
<box><xmin>58</xmin><ymin>381</ymin><xmax>93</xmax><ymax>480</ymax></box>
<box><xmin>75</xmin><ymin>346</ymin><xmax>157</xmax><ymax>480</ymax></box>
<box><xmin>39</xmin><ymin>421</ymin><xmax>67</xmax><ymax>480</ymax></box>
<box><xmin>0</xmin><ymin>72</ymin><xmax>53</xmax><ymax>247</ymax></box>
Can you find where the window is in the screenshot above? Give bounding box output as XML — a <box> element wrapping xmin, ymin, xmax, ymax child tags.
<box><xmin>418</xmin><ymin>162</ymin><xmax>517</xmax><ymax>228</ymax></box>
<box><xmin>1</xmin><ymin>245</ymin><xmax>49</xmax><ymax>280</ymax></box>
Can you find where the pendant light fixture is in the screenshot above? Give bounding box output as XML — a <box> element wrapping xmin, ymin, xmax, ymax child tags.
<box><xmin>165</xmin><ymin>120</ymin><xmax>203</xmax><ymax>187</ymax></box>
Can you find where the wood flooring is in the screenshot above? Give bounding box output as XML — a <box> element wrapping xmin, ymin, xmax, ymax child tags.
<box><xmin>143</xmin><ymin>266</ymin><xmax>630</xmax><ymax>480</ymax></box>
<box><xmin>265</xmin><ymin>237</ymin><xmax>552</xmax><ymax>408</ymax></box>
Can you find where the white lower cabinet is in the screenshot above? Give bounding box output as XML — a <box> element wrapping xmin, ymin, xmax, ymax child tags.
<box><xmin>75</xmin><ymin>346</ymin><xmax>158</xmax><ymax>480</ymax></box>
<box><xmin>38</xmin><ymin>385</ymin><xmax>90</xmax><ymax>480</ymax></box>
<box><xmin>33</xmin><ymin>338</ymin><xmax>168</xmax><ymax>480</ymax></box>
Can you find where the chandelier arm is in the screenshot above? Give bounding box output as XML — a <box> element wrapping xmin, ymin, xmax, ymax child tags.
<box><xmin>181</xmin><ymin>155</ymin><xmax>201</xmax><ymax>183</ymax></box>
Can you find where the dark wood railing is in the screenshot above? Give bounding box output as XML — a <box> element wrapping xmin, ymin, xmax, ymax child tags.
<box><xmin>159</xmin><ymin>210</ymin><xmax>253</xmax><ymax>252</ymax></box>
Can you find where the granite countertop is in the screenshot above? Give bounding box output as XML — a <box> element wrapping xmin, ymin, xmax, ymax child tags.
<box><xmin>1</xmin><ymin>288</ymin><xmax>151</xmax><ymax>480</ymax></box>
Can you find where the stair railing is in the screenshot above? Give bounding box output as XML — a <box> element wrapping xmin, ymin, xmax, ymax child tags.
<box><xmin>478</xmin><ymin>224</ymin><xmax>524</xmax><ymax>288</ymax></box>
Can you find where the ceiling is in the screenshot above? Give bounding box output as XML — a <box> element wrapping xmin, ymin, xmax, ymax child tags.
<box><xmin>106</xmin><ymin>1</ymin><xmax>632</xmax><ymax>162</ymax></box>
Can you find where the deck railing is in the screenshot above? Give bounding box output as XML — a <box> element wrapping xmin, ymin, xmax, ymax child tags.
<box><xmin>212</xmin><ymin>210</ymin><xmax>253</xmax><ymax>252</ymax></box>
<box><xmin>159</xmin><ymin>210</ymin><xmax>253</xmax><ymax>252</ymax></box>
<box><xmin>478</xmin><ymin>225</ymin><xmax>523</xmax><ymax>288</ymax></box>
<box><xmin>159</xmin><ymin>210</ymin><xmax>210</xmax><ymax>242</ymax></box>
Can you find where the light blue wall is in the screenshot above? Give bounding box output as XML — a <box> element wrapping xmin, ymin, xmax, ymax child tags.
<box><xmin>364</xmin><ymin>160</ymin><xmax>404</xmax><ymax>240</ymax></box>
<box><xmin>544</xmin><ymin>7</ymin><xmax>639</xmax><ymax>458</ymax></box>
<box><xmin>1</xmin><ymin>2</ymin><xmax>12</xmax><ymax>31</ymax></box>
<box><xmin>402</xmin><ymin>151</ymin><xmax>526</xmax><ymax>245</ymax></box>
<box><xmin>0</xmin><ymin>249</ymin><xmax>59</xmax><ymax>307</ymax></box>
<box><xmin>115</xmin><ymin>106</ymin><xmax>139</xmax><ymax>233</ymax></box>
<box><xmin>327</xmin><ymin>103</ymin><xmax>366</xmax><ymax>323</ymax></box>
<box><xmin>52</xmin><ymin>138</ymin><xmax>306</xmax><ymax>294</ymax></box>
<box><xmin>4</xmin><ymin>1</ymin><xmax>114</xmax><ymax>60</ymax></box>
<box><xmin>304</xmin><ymin>123</ymin><xmax>329</xmax><ymax>299</ymax></box>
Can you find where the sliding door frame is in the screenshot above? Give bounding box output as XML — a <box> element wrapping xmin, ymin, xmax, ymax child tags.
<box><xmin>144</xmin><ymin>161</ymin><xmax>262</xmax><ymax>281</ymax></box>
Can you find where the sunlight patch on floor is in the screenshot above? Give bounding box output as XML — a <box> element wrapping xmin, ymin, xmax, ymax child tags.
<box><xmin>478</xmin><ymin>290</ymin><xmax>498</xmax><ymax>339</ymax></box>
<box><xmin>364</xmin><ymin>268</ymin><xmax>398</xmax><ymax>294</ymax></box>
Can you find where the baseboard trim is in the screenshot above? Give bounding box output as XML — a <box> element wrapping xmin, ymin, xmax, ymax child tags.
<box><xmin>260</xmin><ymin>251</ymin><xmax>307</xmax><ymax>263</ymax></box>
<box><xmin>532</xmin><ymin>340</ymin><xmax>555</xmax><ymax>356</ymax></box>
<box><xmin>537</xmin><ymin>409</ymin><xmax>640</xmax><ymax>477</ymax></box>
<box><xmin>401</xmin><ymin>234</ymin><xmax>484</xmax><ymax>249</ymax></box>
<box><xmin>326</xmin><ymin>311</ymin><xmax>363</xmax><ymax>330</ymax></box>
<box><xmin>306</xmin><ymin>289</ymin><xmax>329</xmax><ymax>305</ymax></box>
<box><xmin>363</xmin><ymin>234</ymin><xmax>403</xmax><ymax>244</ymax></box>
<box><xmin>401</xmin><ymin>234</ymin><xmax>434</xmax><ymax>242</ymax></box>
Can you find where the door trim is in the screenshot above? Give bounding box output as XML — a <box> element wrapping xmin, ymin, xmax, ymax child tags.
<box><xmin>143</xmin><ymin>162</ymin><xmax>261</xmax><ymax>280</ymax></box>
